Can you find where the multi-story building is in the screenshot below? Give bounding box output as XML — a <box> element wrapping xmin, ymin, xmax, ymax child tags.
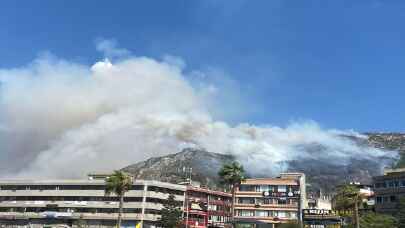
<box><xmin>234</xmin><ymin>173</ymin><xmax>306</xmax><ymax>228</ymax></box>
<box><xmin>0</xmin><ymin>177</ymin><xmax>186</xmax><ymax>228</ymax></box>
<box><xmin>373</xmin><ymin>168</ymin><xmax>405</xmax><ymax>215</ymax></box>
<box><xmin>184</xmin><ymin>185</ymin><xmax>232</xmax><ymax>228</ymax></box>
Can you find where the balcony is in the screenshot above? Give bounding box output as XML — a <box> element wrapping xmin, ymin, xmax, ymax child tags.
<box><xmin>146</xmin><ymin>191</ymin><xmax>184</xmax><ymax>201</ymax></box>
<box><xmin>0</xmin><ymin>212</ymin><xmax>160</xmax><ymax>221</ymax></box>
<box><xmin>235</xmin><ymin>203</ymin><xmax>298</xmax><ymax>208</ymax></box>
<box><xmin>234</xmin><ymin>215</ymin><xmax>296</xmax><ymax>222</ymax></box>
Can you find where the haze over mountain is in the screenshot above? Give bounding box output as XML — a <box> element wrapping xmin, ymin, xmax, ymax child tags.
<box><xmin>122</xmin><ymin>133</ymin><xmax>404</xmax><ymax>193</ymax></box>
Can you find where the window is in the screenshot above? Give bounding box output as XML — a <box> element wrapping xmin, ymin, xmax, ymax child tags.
<box><xmin>237</xmin><ymin>210</ymin><xmax>254</xmax><ymax>217</ymax></box>
<box><xmin>210</xmin><ymin>215</ymin><xmax>223</xmax><ymax>222</ymax></box>
<box><xmin>131</xmin><ymin>185</ymin><xmax>144</xmax><ymax>190</ymax></box>
<box><xmin>263</xmin><ymin>198</ymin><xmax>270</xmax><ymax>204</ymax></box>
<box><xmin>278</xmin><ymin>185</ymin><xmax>287</xmax><ymax>193</ymax></box>
<box><xmin>255</xmin><ymin>198</ymin><xmax>264</xmax><ymax>205</ymax></box>
<box><xmin>125</xmin><ymin>197</ymin><xmax>143</xmax><ymax>202</ymax></box>
<box><xmin>277</xmin><ymin>198</ymin><xmax>287</xmax><ymax>205</ymax></box>
<box><xmin>238</xmin><ymin>198</ymin><xmax>254</xmax><ymax>204</ymax></box>
<box><xmin>124</xmin><ymin>208</ymin><xmax>142</xmax><ymax>213</ymax></box>
<box><xmin>375</xmin><ymin>182</ymin><xmax>384</xmax><ymax>188</ymax></box>
<box><xmin>255</xmin><ymin>210</ymin><xmax>269</xmax><ymax>217</ymax></box>
<box><xmin>0</xmin><ymin>186</ymin><xmax>17</xmax><ymax>191</ymax></box>
<box><xmin>390</xmin><ymin>195</ymin><xmax>397</xmax><ymax>202</ymax></box>
<box><xmin>401</xmin><ymin>180</ymin><xmax>405</xmax><ymax>187</ymax></box>
<box><xmin>289</xmin><ymin>199</ymin><xmax>298</xmax><ymax>205</ymax></box>
<box><xmin>239</xmin><ymin>185</ymin><xmax>255</xmax><ymax>192</ymax></box>
<box><xmin>144</xmin><ymin>209</ymin><xmax>160</xmax><ymax>215</ymax></box>
<box><xmin>147</xmin><ymin>186</ymin><xmax>183</xmax><ymax>195</ymax></box>
<box><xmin>376</xmin><ymin>196</ymin><xmax>382</xmax><ymax>204</ymax></box>
<box><xmin>277</xmin><ymin>211</ymin><xmax>287</xmax><ymax>218</ymax></box>
<box><xmin>255</xmin><ymin>185</ymin><xmax>269</xmax><ymax>192</ymax></box>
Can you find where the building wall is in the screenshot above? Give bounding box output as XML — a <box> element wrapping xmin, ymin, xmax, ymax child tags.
<box><xmin>184</xmin><ymin>186</ymin><xmax>232</xmax><ymax>228</ymax></box>
<box><xmin>373</xmin><ymin>169</ymin><xmax>405</xmax><ymax>215</ymax></box>
<box><xmin>0</xmin><ymin>179</ymin><xmax>186</xmax><ymax>228</ymax></box>
<box><xmin>316</xmin><ymin>198</ymin><xmax>332</xmax><ymax>210</ymax></box>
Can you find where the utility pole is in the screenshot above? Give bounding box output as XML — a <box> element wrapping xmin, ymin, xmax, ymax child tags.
<box><xmin>185</xmin><ymin>196</ymin><xmax>190</xmax><ymax>228</ymax></box>
<box><xmin>182</xmin><ymin>167</ymin><xmax>192</xmax><ymax>228</ymax></box>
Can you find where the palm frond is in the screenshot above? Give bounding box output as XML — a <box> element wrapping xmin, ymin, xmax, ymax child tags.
<box><xmin>104</xmin><ymin>170</ymin><xmax>133</xmax><ymax>196</ymax></box>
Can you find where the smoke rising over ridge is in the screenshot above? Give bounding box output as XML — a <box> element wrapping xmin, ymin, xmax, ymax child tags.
<box><xmin>0</xmin><ymin>43</ymin><xmax>397</xmax><ymax>178</ymax></box>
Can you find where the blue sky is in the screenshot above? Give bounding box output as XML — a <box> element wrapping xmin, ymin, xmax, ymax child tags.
<box><xmin>1</xmin><ymin>0</ymin><xmax>404</xmax><ymax>132</ymax></box>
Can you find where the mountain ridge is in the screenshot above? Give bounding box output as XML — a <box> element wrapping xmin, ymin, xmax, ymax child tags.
<box><xmin>121</xmin><ymin>133</ymin><xmax>405</xmax><ymax>192</ymax></box>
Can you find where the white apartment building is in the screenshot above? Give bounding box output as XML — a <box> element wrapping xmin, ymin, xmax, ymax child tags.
<box><xmin>0</xmin><ymin>177</ymin><xmax>186</xmax><ymax>228</ymax></box>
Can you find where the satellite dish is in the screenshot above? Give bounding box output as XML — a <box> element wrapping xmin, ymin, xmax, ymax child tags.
<box><xmin>263</xmin><ymin>191</ymin><xmax>270</xmax><ymax>197</ymax></box>
<box><xmin>288</xmin><ymin>192</ymin><xmax>293</xmax><ymax>197</ymax></box>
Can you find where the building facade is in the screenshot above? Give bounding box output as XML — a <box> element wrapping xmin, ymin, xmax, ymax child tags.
<box><xmin>234</xmin><ymin>173</ymin><xmax>306</xmax><ymax>228</ymax></box>
<box><xmin>184</xmin><ymin>186</ymin><xmax>232</xmax><ymax>228</ymax></box>
<box><xmin>0</xmin><ymin>178</ymin><xmax>186</xmax><ymax>228</ymax></box>
<box><xmin>373</xmin><ymin>168</ymin><xmax>405</xmax><ymax>215</ymax></box>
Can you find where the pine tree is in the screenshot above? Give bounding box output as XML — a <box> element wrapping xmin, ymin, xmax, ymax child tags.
<box><xmin>159</xmin><ymin>194</ymin><xmax>183</xmax><ymax>228</ymax></box>
<box><xmin>359</xmin><ymin>212</ymin><xmax>397</xmax><ymax>228</ymax></box>
<box><xmin>333</xmin><ymin>184</ymin><xmax>362</xmax><ymax>228</ymax></box>
<box><xmin>398</xmin><ymin>196</ymin><xmax>405</xmax><ymax>228</ymax></box>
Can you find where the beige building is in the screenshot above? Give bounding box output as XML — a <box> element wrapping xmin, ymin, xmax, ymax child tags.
<box><xmin>234</xmin><ymin>173</ymin><xmax>306</xmax><ymax>228</ymax></box>
<box><xmin>0</xmin><ymin>177</ymin><xmax>186</xmax><ymax>228</ymax></box>
<box><xmin>373</xmin><ymin>168</ymin><xmax>405</xmax><ymax>215</ymax></box>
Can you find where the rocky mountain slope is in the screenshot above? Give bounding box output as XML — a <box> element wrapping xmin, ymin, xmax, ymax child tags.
<box><xmin>122</xmin><ymin>133</ymin><xmax>405</xmax><ymax>192</ymax></box>
<box><xmin>366</xmin><ymin>133</ymin><xmax>405</xmax><ymax>167</ymax></box>
<box><xmin>122</xmin><ymin>148</ymin><xmax>235</xmax><ymax>189</ymax></box>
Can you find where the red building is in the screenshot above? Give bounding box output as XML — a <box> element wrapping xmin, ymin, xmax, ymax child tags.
<box><xmin>184</xmin><ymin>186</ymin><xmax>232</xmax><ymax>228</ymax></box>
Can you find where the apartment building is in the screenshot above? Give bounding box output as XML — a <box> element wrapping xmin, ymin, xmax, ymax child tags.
<box><xmin>0</xmin><ymin>177</ymin><xmax>186</xmax><ymax>228</ymax></box>
<box><xmin>234</xmin><ymin>173</ymin><xmax>306</xmax><ymax>228</ymax></box>
<box><xmin>184</xmin><ymin>185</ymin><xmax>232</xmax><ymax>228</ymax></box>
<box><xmin>373</xmin><ymin>168</ymin><xmax>405</xmax><ymax>215</ymax></box>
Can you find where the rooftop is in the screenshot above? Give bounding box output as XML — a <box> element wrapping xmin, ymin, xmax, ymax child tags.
<box><xmin>0</xmin><ymin>179</ymin><xmax>186</xmax><ymax>190</ymax></box>
<box><xmin>186</xmin><ymin>185</ymin><xmax>231</xmax><ymax>197</ymax></box>
<box><xmin>384</xmin><ymin>168</ymin><xmax>405</xmax><ymax>175</ymax></box>
<box><xmin>241</xmin><ymin>178</ymin><xmax>299</xmax><ymax>186</ymax></box>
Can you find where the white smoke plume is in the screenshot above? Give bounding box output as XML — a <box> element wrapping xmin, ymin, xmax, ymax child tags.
<box><xmin>0</xmin><ymin>43</ymin><xmax>397</xmax><ymax>178</ymax></box>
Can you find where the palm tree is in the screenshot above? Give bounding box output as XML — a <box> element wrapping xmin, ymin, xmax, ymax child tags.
<box><xmin>333</xmin><ymin>184</ymin><xmax>362</xmax><ymax>228</ymax></box>
<box><xmin>105</xmin><ymin>171</ymin><xmax>134</xmax><ymax>228</ymax></box>
<box><xmin>218</xmin><ymin>162</ymin><xmax>245</xmax><ymax>224</ymax></box>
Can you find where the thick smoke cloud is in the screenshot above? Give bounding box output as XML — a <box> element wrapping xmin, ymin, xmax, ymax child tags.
<box><xmin>0</xmin><ymin>44</ymin><xmax>397</xmax><ymax>178</ymax></box>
